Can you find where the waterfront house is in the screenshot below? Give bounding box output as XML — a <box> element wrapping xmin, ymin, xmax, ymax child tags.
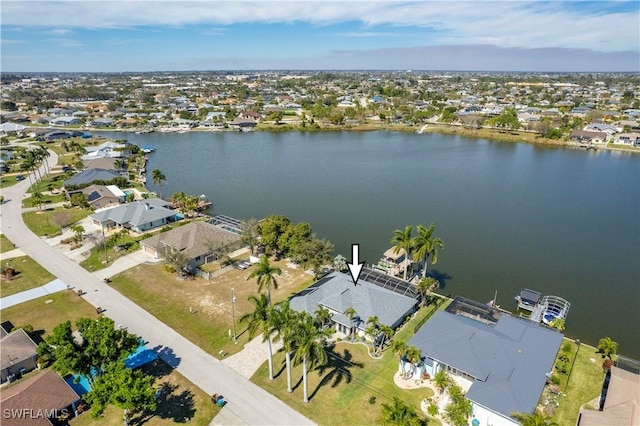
<box><xmin>570</xmin><ymin>130</ymin><xmax>607</xmax><ymax>144</ymax></box>
<box><xmin>577</xmin><ymin>364</ymin><xmax>640</xmax><ymax>425</ymax></box>
<box><xmin>408</xmin><ymin>304</ymin><xmax>563</xmax><ymax>426</ymax></box>
<box><xmin>63</xmin><ymin>168</ymin><xmax>123</xmax><ymax>198</ymax></box>
<box><xmin>140</xmin><ymin>221</ymin><xmax>243</xmax><ymax>270</ymax></box>
<box><xmin>373</xmin><ymin>246</ymin><xmax>413</xmax><ymax>278</ymax></box>
<box><xmin>1</xmin><ymin>327</ymin><xmax>38</xmax><ymax>384</ymax></box>
<box><xmin>49</xmin><ymin>116</ymin><xmax>81</xmax><ymax>126</ymax></box>
<box><xmin>90</xmin><ymin>199</ymin><xmax>178</xmax><ymax>233</ymax></box>
<box><xmin>613</xmin><ymin>132</ymin><xmax>640</xmax><ymax>147</ymax></box>
<box><xmin>289</xmin><ymin>268</ymin><xmax>419</xmax><ymax>337</ymax></box>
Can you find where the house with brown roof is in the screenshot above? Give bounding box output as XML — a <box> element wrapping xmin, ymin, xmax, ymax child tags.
<box><xmin>0</xmin><ymin>369</ymin><xmax>81</xmax><ymax>425</ymax></box>
<box><xmin>140</xmin><ymin>221</ymin><xmax>243</xmax><ymax>269</ymax></box>
<box><xmin>81</xmin><ymin>184</ymin><xmax>126</xmax><ymax>209</ymax></box>
<box><xmin>570</xmin><ymin>130</ymin><xmax>607</xmax><ymax>144</ymax></box>
<box><xmin>577</xmin><ymin>365</ymin><xmax>640</xmax><ymax>426</ymax></box>
<box><xmin>1</xmin><ymin>328</ymin><xmax>38</xmax><ymax>384</ymax></box>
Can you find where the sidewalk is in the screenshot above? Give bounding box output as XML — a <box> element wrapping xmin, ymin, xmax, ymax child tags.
<box><xmin>1</xmin><ymin>248</ymin><xmax>26</xmax><ymax>260</ymax></box>
<box><xmin>222</xmin><ymin>335</ymin><xmax>283</xmax><ymax>379</ymax></box>
<box><xmin>0</xmin><ymin>278</ymin><xmax>68</xmax><ymax>309</ymax></box>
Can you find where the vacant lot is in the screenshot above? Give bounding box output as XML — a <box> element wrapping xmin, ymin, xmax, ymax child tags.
<box><xmin>0</xmin><ymin>234</ymin><xmax>17</xmax><ymax>252</ymax></box>
<box><xmin>0</xmin><ymin>255</ymin><xmax>56</xmax><ymax>296</ymax></box>
<box><xmin>23</xmin><ymin>206</ymin><xmax>92</xmax><ymax>237</ymax></box>
<box><xmin>110</xmin><ymin>259</ymin><xmax>314</xmax><ymax>357</ymax></box>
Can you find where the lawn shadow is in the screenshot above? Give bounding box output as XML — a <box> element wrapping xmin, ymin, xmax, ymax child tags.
<box><xmin>153</xmin><ymin>345</ymin><xmax>182</xmax><ymax>368</ymax></box>
<box><xmin>273</xmin><ymin>356</ymin><xmax>286</xmax><ymax>379</ymax></box>
<box><xmin>309</xmin><ymin>343</ymin><xmax>364</xmax><ymax>401</ymax></box>
<box><xmin>133</xmin><ymin>382</ymin><xmax>196</xmax><ymax>425</ymax></box>
<box><xmin>428</xmin><ymin>269</ymin><xmax>452</xmax><ymax>290</ymax></box>
<box><xmin>141</xmin><ymin>359</ymin><xmax>174</xmax><ymax>379</ymax></box>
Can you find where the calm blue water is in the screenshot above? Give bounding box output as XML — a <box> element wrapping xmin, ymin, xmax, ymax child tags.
<box><xmin>102</xmin><ymin>130</ymin><xmax>640</xmax><ymax>357</ymax></box>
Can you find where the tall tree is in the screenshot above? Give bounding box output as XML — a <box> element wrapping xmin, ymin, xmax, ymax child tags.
<box><xmin>391</xmin><ymin>225</ymin><xmax>414</xmax><ymax>280</ymax></box>
<box><xmin>412</xmin><ymin>223</ymin><xmax>444</xmax><ymax>278</ymax></box>
<box><xmin>344</xmin><ymin>307</ymin><xmax>358</xmax><ymax>340</ymax></box>
<box><xmin>257</xmin><ymin>215</ymin><xmax>291</xmax><ymax>256</ymax></box>
<box><xmin>31</xmin><ymin>190</ymin><xmax>44</xmax><ymax>211</ymax></box>
<box><xmin>36</xmin><ymin>317</ymin><xmax>139</xmax><ymax>385</ymax></box>
<box><xmin>239</xmin><ymin>294</ymin><xmax>275</xmax><ymax>381</ymax></box>
<box><xmin>391</xmin><ymin>338</ymin><xmax>408</xmax><ymax>375</ymax></box>
<box><xmin>151</xmin><ymin>168</ymin><xmax>166</xmax><ymax>200</ymax></box>
<box><xmin>314</xmin><ymin>306</ymin><xmax>332</xmax><ymax>330</ymax></box>
<box><xmin>378</xmin><ymin>397</ymin><xmax>423</xmax><ymax>426</ymax></box>
<box><xmin>292</xmin><ymin>312</ymin><xmax>330</xmax><ymax>403</ymax></box>
<box><xmin>270</xmin><ymin>299</ymin><xmax>298</xmax><ymax>392</ymax></box>
<box><xmin>247</xmin><ymin>254</ymin><xmax>281</xmax><ymax>305</ymax></box>
<box><xmin>83</xmin><ymin>361</ymin><xmax>157</xmax><ymax>424</ymax></box>
<box><xmin>241</xmin><ymin>218</ymin><xmax>260</xmax><ymax>255</ymax></box>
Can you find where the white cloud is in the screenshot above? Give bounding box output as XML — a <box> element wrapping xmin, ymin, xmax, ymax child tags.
<box><xmin>1</xmin><ymin>1</ymin><xmax>638</xmax><ymax>51</ymax></box>
<box><xmin>0</xmin><ymin>39</ymin><xmax>25</xmax><ymax>45</ymax></box>
<box><xmin>50</xmin><ymin>28</ymin><xmax>72</xmax><ymax>35</ymax></box>
<box><xmin>336</xmin><ymin>31</ymin><xmax>406</xmax><ymax>37</ymax></box>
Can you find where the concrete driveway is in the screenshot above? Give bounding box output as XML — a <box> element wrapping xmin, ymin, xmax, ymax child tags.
<box><xmin>0</xmin><ymin>148</ymin><xmax>314</xmax><ymax>426</ymax></box>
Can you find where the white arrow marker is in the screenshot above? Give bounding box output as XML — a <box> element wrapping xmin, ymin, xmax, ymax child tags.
<box><xmin>347</xmin><ymin>243</ymin><xmax>364</xmax><ymax>286</ymax></box>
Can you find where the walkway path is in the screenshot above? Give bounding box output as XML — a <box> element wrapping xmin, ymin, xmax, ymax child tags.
<box><xmin>0</xmin><ymin>148</ymin><xmax>314</xmax><ymax>426</ymax></box>
<box><xmin>1</xmin><ymin>247</ymin><xmax>26</xmax><ymax>260</ymax></box>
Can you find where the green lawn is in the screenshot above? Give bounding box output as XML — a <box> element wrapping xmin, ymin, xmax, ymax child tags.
<box><xmin>22</xmin><ymin>193</ymin><xmax>66</xmax><ymax>208</ymax></box>
<box><xmin>251</xmin><ymin>300</ymin><xmax>450</xmax><ymax>426</ymax></box>
<box><xmin>0</xmin><ymin>290</ymin><xmax>99</xmax><ymax>340</ymax></box>
<box><xmin>23</xmin><ymin>206</ymin><xmax>92</xmax><ymax>237</ymax></box>
<box><xmin>26</xmin><ymin>172</ymin><xmax>68</xmax><ymax>194</ymax></box>
<box><xmin>0</xmin><ymin>174</ymin><xmax>22</xmax><ymax>188</ymax></box>
<box><xmin>0</xmin><ymin>255</ymin><xmax>56</xmax><ymax>296</ymax></box>
<box><xmin>550</xmin><ymin>340</ymin><xmax>605</xmax><ymax>425</ymax></box>
<box><xmin>0</xmin><ymin>234</ymin><xmax>17</xmax><ymax>252</ymax></box>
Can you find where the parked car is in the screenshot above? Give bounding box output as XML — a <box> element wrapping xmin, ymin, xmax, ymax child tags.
<box><xmin>15</xmin><ymin>174</ymin><xmax>25</xmax><ymax>181</ymax></box>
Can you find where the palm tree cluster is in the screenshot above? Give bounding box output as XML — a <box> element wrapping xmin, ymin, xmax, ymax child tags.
<box><xmin>240</xmin><ymin>295</ymin><xmax>331</xmax><ymax>403</ymax></box>
<box><xmin>242</xmin><ymin>254</ymin><xmax>331</xmax><ymax>403</ymax></box>
<box><xmin>20</xmin><ymin>146</ymin><xmax>51</xmax><ymax>191</ymax></box>
<box><xmin>390</xmin><ymin>223</ymin><xmax>443</xmax><ymax>281</ymax></box>
<box><xmin>390</xmin><ymin>338</ymin><xmax>422</xmax><ymax>379</ymax></box>
<box><xmin>170</xmin><ymin>191</ymin><xmax>202</xmax><ymax>217</ymax></box>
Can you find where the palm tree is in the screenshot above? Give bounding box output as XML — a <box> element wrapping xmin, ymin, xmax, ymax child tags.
<box><xmin>390</xmin><ymin>339</ymin><xmax>408</xmax><ymax>375</ymax></box>
<box><xmin>366</xmin><ymin>316</ymin><xmax>380</xmax><ymax>352</ymax></box>
<box><xmin>378</xmin><ymin>324</ymin><xmax>394</xmax><ymax>352</ymax></box>
<box><xmin>433</xmin><ymin>369</ymin><xmax>451</xmax><ymax>394</ymax></box>
<box><xmin>20</xmin><ymin>160</ymin><xmax>34</xmax><ymax>190</ymax></box>
<box><xmin>344</xmin><ymin>307</ymin><xmax>358</xmax><ymax>340</ymax></box>
<box><xmin>405</xmin><ymin>345</ymin><xmax>421</xmax><ymax>378</ymax></box>
<box><xmin>247</xmin><ymin>254</ymin><xmax>282</xmax><ymax>305</ymax></box>
<box><xmin>31</xmin><ymin>190</ymin><xmax>44</xmax><ymax>211</ymax></box>
<box><xmin>270</xmin><ymin>300</ymin><xmax>298</xmax><ymax>393</ymax></box>
<box><xmin>391</xmin><ymin>225</ymin><xmax>414</xmax><ymax>280</ymax></box>
<box><xmin>511</xmin><ymin>411</ymin><xmax>558</xmax><ymax>426</ymax></box>
<box><xmin>412</xmin><ymin>223</ymin><xmax>444</xmax><ymax>278</ymax></box>
<box><xmin>151</xmin><ymin>169</ymin><xmax>166</xmax><ymax>200</ymax></box>
<box><xmin>417</xmin><ymin>277</ymin><xmax>439</xmax><ymax>306</ymax></box>
<box><xmin>239</xmin><ymin>294</ymin><xmax>275</xmax><ymax>381</ymax></box>
<box><xmin>292</xmin><ymin>312</ymin><xmax>330</xmax><ymax>403</ymax></box>
<box><xmin>37</xmin><ymin>146</ymin><xmax>51</xmax><ymax>176</ymax></box>
<box><xmin>597</xmin><ymin>337</ymin><xmax>618</xmax><ymax>359</ymax></box>
<box><xmin>314</xmin><ymin>306</ymin><xmax>332</xmax><ymax>330</ymax></box>
<box><xmin>171</xmin><ymin>192</ymin><xmax>187</xmax><ymax>210</ymax></box>
<box><xmin>378</xmin><ymin>396</ymin><xmax>423</xmax><ymax>426</ymax></box>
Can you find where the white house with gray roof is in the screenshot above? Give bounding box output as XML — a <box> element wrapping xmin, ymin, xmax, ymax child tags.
<box><xmin>289</xmin><ymin>268</ymin><xmax>419</xmax><ymax>337</ymax></box>
<box><xmin>409</xmin><ymin>309</ymin><xmax>563</xmax><ymax>426</ymax></box>
<box><xmin>90</xmin><ymin>199</ymin><xmax>178</xmax><ymax>233</ymax></box>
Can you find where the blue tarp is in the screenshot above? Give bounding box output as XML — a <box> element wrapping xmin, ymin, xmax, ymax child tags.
<box><xmin>123</xmin><ymin>344</ymin><xmax>158</xmax><ymax>369</ymax></box>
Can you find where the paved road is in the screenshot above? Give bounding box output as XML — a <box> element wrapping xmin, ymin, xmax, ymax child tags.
<box><xmin>0</xmin><ymin>149</ymin><xmax>314</xmax><ymax>426</ymax></box>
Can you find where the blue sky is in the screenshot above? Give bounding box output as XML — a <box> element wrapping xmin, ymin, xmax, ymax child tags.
<box><xmin>1</xmin><ymin>1</ymin><xmax>638</xmax><ymax>72</ymax></box>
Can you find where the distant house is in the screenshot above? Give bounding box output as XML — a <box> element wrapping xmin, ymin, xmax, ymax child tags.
<box><xmin>81</xmin><ymin>184</ymin><xmax>126</xmax><ymax>209</ymax></box>
<box><xmin>140</xmin><ymin>221</ymin><xmax>243</xmax><ymax>269</ymax></box>
<box><xmin>289</xmin><ymin>268</ymin><xmax>419</xmax><ymax>337</ymax></box>
<box><xmin>89</xmin><ymin>118</ymin><xmax>115</xmax><ymax>128</ymax></box>
<box><xmin>81</xmin><ymin>140</ymin><xmax>128</xmax><ymax>161</ymax></box>
<box><xmin>63</xmin><ymin>168</ymin><xmax>122</xmax><ymax>198</ymax></box>
<box><xmin>43</xmin><ymin>130</ymin><xmax>72</xmax><ymax>142</ymax></box>
<box><xmin>49</xmin><ymin>116</ymin><xmax>81</xmax><ymax>126</ymax></box>
<box><xmin>570</xmin><ymin>130</ymin><xmax>607</xmax><ymax>144</ymax></box>
<box><xmin>613</xmin><ymin>132</ymin><xmax>640</xmax><ymax>147</ymax></box>
<box><xmin>1</xmin><ymin>327</ymin><xmax>38</xmax><ymax>383</ymax></box>
<box><xmin>1</xmin><ymin>369</ymin><xmax>81</xmax><ymax>426</ymax></box>
<box><xmin>90</xmin><ymin>199</ymin><xmax>178</xmax><ymax>233</ymax></box>
<box><xmin>408</xmin><ymin>308</ymin><xmax>563</xmax><ymax>426</ymax></box>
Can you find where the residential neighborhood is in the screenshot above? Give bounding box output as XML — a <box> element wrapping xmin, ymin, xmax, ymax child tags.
<box><xmin>0</xmin><ymin>70</ymin><xmax>638</xmax><ymax>426</ymax></box>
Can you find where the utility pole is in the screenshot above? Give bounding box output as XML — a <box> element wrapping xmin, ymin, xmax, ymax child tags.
<box><xmin>231</xmin><ymin>288</ymin><xmax>237</xmax><ymax>343</ymax></box>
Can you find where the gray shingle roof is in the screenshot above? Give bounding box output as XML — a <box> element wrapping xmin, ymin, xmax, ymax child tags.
<box><xmin>289</xmin><ymin>271</ymin><xmax>418</xmax><ymax>329</ymax></box>
<box><xmin>91</xmin><ymin>199</ymin><xmax>174</xmax><ymax>228</ymax></box>
<box><xmin>64</xmin><ymin>168</ymin><xmax>120</xmax><ymax>186</ymax></box>
<box><xmin>409</xmin><ymin>310</ymin><xmax>563</xmax><ymax>418</ymax></box>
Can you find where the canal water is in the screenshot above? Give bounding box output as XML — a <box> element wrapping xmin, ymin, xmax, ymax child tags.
<box><xmin>103</xmin><ymin>130</ymin><xmax>640</xmax><ymax>357</ymax></box>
